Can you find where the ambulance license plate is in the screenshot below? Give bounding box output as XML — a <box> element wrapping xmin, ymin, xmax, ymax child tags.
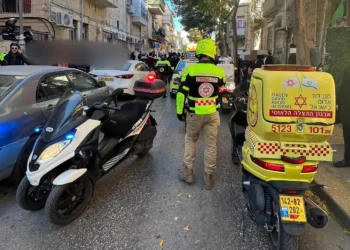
<box><xmin>222</xmin><ymin>97</ymin><xmax>228</xmax><ymax>104</ymax></box>
<box><xmin>279</xmin><ymin>195</ymin><xmax>307</xmax><ymax>223</ymax></box>
<box><xmin>100</xmin><ymin>77</ymin><xmax>114</xmax><ymax>82</ymax></box>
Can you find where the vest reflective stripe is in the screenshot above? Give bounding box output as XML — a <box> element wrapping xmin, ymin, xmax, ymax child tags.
<box><xmin>195</xmin><ymin>99</ymin><xmax>216</xmax><ymax>106</ymax></box>
<box><xmin>182</xmin><ymin>86</ymin><xmax>189</xmax><ymax>91</ymax></box>
<box><xmin>188</xmin><ymin>95</ymin><xmax>218</xmax><ymax>101</ymax></box>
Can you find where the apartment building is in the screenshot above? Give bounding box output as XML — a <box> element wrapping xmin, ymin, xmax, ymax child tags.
<box><xmin>0</xmin><ymin>0</ymin><xmax>179</xmax><ymax>53</ymax></box>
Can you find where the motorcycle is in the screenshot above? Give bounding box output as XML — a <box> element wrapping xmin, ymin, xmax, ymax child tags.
<box><xmin>16</xmin><ymin>77</ymin><xmax>166</xmax><ymax>225</ymax></box>
<box><xmin>219</xmin><ymin>83</ymin><xmax>236</xmax><ymax>114</ymax></box>
<box><xmin>229</xmin><ymin>65</ymin><xmax>334</xmax><ymax>250</ymax></box>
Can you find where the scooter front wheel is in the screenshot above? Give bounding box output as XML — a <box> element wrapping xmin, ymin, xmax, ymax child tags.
<box><xmin>16</xmin><ymin>176</ymin><xmax>47</xmax><ymax>211</ymax></box>
<box><xmin>45</xmin><ymin>176</ymin><xmax>93</xmax><ymax>225</ymax></box>
<box><xmin>270</xmin><ymin>214</ymin><xmax>299</xmax><ymax>250</ymax></box>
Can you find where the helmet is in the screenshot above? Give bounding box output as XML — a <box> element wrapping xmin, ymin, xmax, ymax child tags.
<box><xmin>5</xmin><ymin>18</ymin><xmax>17</xmax><ymax>28</ymax></box>
<box><xmin>196</xmin><ymin>39</ymin><xmax>217</xmax><ymax>60</ymax></box>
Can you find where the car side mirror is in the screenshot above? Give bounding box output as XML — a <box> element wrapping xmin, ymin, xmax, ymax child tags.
<box><xmin>98</xmin><ymin>81</ymin><xmax>106</xmax><ymax>88</ymax></box>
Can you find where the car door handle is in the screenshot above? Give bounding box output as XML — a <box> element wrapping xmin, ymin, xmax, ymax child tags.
<box><xmin>46</xmin><ymin>104</ymin><xmax>54</xmax><ymax>111</ymax></box>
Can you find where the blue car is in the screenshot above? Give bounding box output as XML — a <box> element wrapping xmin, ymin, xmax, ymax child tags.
<box><xmin>0</xmin><ymin>66</ymin><xmax>109</xmax><ymax>184</ymax></box>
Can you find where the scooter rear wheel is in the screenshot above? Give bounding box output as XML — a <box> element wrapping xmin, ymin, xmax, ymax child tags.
<box><xmin>270</xmin><ymin>214</ymin><xmax>299</xmax><ymax>250</ymax></box>
<box><xmin>45</xmin><ymin>176</ymin><xmax>93</xmax><ymax>225</ymax></box>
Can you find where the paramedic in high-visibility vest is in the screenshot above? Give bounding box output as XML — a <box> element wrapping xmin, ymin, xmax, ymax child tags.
<box><xmin>176</xmin><ymin>39</ymin><xmax>226</xmax><ymax>190</ymax></box>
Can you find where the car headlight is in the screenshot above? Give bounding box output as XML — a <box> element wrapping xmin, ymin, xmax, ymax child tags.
<box><xmin>173</xmin><ymin>77</ymin><xmax>181</xmax><ymax>85</ymax></box>
<box><xmin>227</xmin><ymin>83</ymin><xmax>235</xmax><ymax>92</ymax></box>
<box><xmin>36</xmin><ymin>140</ymin><xmax>71</xmax><ymax>165</ymax></box>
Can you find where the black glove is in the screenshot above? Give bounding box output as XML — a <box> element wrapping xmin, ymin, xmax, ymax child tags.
<box><xmin>177</xmin><ymin>114</ymin><xmax>185</xmax><ymax>122</ymax></box>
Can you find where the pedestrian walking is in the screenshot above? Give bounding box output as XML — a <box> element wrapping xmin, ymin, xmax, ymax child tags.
<box><xmin>176</xmin><ymin>39</ymin><xmax>225</xmax><ymax>190</ymax></box>
<box><xmin>335</xmin><ymin>65</ymin><xmax>350</xmax><ymax>168</ymax></box>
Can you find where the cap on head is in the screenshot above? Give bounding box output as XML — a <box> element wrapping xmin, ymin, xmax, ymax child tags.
<box><xmin>196</xmin><ymin>39</ymin><xmax>217</xmax><ymax>60</ymax></box>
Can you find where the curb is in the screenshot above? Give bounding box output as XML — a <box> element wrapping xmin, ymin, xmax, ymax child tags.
<box><xmin>310</xmin><ymin>181</ymin><xmax>350</xmax><ymax>231</ymax></box>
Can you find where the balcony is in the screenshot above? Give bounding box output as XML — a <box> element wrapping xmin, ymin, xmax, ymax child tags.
<box><xmin>162</xmin><ymin>14</ymin><xmax>174</xmax><ymax>27</ymax></box>
<box><xmin>133</xmin><ymin>16</ymin><xmax>148</xmax><ymax>26</ymax></box>
<box><xmin>95</xmin><ymin>0</ymin><xmax>118</xmax><ymax>8</ymax></box>
<box><xmin>152</xmin><ymin>27</ymin><xmax>166</xmax><ymax>41</ymax></box>
<box><xmin>263</xmin><ymin>0</ymin><xmax>283</xmax><ymax>17</ymax></box>
<box><xmin>147</xmin><ymin>0</ymin><xmax>165</xmax><ymax>15</ymax></box>
<box><xmin>132</xmin><ymin>0</ymin><xmax>148</xmax><ymax>26</ymax></box>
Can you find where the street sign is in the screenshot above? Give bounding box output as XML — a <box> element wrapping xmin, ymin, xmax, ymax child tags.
<box><xmin>155</xmin><ymin>43</ymin><xmax>160</xmax><ymax>49</ymax></box>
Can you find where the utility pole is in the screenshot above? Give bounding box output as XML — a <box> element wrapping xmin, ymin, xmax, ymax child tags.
<box><xmin>19</xmin><ymin>0</ymin><xmax>25</xmax><ymax>51</ymax></box>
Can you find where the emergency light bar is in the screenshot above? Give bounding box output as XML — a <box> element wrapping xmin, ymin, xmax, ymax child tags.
<box><xmin>262</xmin><ymin>65</ymin><xmax>316</xmax><ymax>72</ymax></box>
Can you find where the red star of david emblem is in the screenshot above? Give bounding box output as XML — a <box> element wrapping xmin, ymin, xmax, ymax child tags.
<box><xmin>294</xmin><ymin>94</ymin><xmax>307</xmax><ymax>108</ymax></box>
<box><xmin>286</xmin><ymin>79</ymin><xmax>295</xmax><ymax>87</ymax></box>
<box><xmin>203</xmin><ymin>87</ymin><xmax>210</xmax><ymax>94</ymax></box>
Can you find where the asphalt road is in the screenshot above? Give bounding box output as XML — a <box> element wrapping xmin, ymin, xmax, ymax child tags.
<box><xmin>0</xmin><ymin>95</ymin><xmax>350</xmax><ymax>250</ymax></box>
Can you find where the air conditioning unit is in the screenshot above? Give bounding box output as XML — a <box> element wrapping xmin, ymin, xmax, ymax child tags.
<box><xmin>275</xmin><ymin>12</ymin><xmax>291</xmax><ymax>31</ymax></box>
<box><xmin>127</xmin><ymin>6</ymin><xmax>135</xmax><ymax>14</ymax></box>
<box><xmin>55</xmin><ymin>12</ymin><xmax>74</xmax><ymax>28</ymax></box>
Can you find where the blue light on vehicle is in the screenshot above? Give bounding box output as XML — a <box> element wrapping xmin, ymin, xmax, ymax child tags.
<box><xmin>65</xmin><ymin>133</ymin><xmax>75</xmax><ymax>140</ymax></box>
<box><xmin>34</xmin><ymin>127</ymin><xmax>41</xmax><ymax>133</ymax></box>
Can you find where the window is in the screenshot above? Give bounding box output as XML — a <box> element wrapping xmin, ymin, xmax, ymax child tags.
<box><xmin>37</xmin><ymin>74</ymin><xmax>71</xmax><ymax>102</ymax></box>
<box><xmin>141</xmin><ymin>64</ymin><xmax>149</xmax><ymax>71</ymax></box>
<box><xmin>135</xmin><ymin>63</ymin><xmax>144</xmax><ymax>71</ymax></box>
<box><xmin>237</xmin><ymin>18</ymin><xmax>245</xmax><ymax>28</ymax></box>
<box><xmin>103</xmin><ymin>32</ymin><xmax>112</xmax><ymax>43</ymax></box>
<box><xmin>122</xmin><ymin>63</ymin><xmax>132</xmax><ymax>71</ymax></box>
<box><xmin>82</xmin><ymin>24</ymin><xmax>88</xmax><ymax>40</ymax></box>
<box><xmin>67</xmin><ymin>71</ymin><xmax>97</xmax><ymax>92</ymax></box>
<box><xmin>0</xmin><ymin>0</ymin><xmax>31</xmax><ymax>13</ymax></box>
<box><xmin>0</xmin><ymin>75</ymin><xmax>23</xmax><ymax>101</ymax></box>
<box><xmin>69</xmin><ymin>21</ymin><xmax>78</xmax><ymax>41</ymax></box>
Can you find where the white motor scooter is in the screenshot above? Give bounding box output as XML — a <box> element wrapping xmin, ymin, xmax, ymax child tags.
<box><xmin>16</xmin><ymin>77</ymin><xmax>165</xmax><ymax>225</ymax></box>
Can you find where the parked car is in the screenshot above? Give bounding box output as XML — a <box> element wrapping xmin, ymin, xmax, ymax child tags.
<box><xmin>169</xmin><ymin>58</ymin><xmax>198</xmax><ymax>98</ymax></box>
<box><xmin>89</xmin><ymin>60</ymin><xmax>152</xmax><ymax>95</ymax></box>
<box><xmin>0</xmin><ymin>66</ymin><xmax>109</xmax><ymax>184</ymax></box>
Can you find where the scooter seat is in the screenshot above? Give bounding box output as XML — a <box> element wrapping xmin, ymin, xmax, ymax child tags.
<box><xmin>101</xmin><ymin>101</ymin><xmax>147</xmax><ymax>137</ymax></box>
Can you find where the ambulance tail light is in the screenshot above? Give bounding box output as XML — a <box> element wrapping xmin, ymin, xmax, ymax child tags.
<box><xmin>251</xmin><ymin>156</ymin><xmax>285</xmax><ymax>172</ymax></box>
<box><xmin>262</xmin><ymin>65</ymin><xmax>315</xmax><ymax>72</ymax></box>
<box><xmin>301</xmin><ymin>165</ymin><xmax>318</xmax><ymax>173</ymax></box>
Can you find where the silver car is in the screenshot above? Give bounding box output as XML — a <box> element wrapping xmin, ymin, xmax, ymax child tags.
<box><xmin>0</xmin><ymin>66</ymin><xmax>109</xmax><ymax>184</ymax></box>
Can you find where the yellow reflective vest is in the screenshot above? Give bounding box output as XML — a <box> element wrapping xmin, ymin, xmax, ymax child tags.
<box><xmin>176</xmin><ymin>60</ymin><xmax>226</xmax><ymax>115</ymax></box>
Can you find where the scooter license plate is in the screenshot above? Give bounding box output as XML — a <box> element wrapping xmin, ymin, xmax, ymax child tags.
<box><xmin>279</xmin><ymin>195</ymin><xmax>307</xmax><ymax>223</ymax></box>
<box><xmin>222</xmin><ymin>97</ymin><xmax>228</xmax><ymax>104</ymax></box>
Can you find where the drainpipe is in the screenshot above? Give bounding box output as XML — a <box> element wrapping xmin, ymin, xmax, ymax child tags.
<box><xmin>80</xmin><ymin>0</ymin><xmax>84</xmax><ymax>41</ymax></box>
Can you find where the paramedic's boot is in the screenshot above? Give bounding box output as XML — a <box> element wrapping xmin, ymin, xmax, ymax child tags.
<box><xmin>178</xmin><ymin>166</ymin><xmax>193</xmax><ymax>183</ymax></box>
<box><xmin>204</xmin><ymin>172</ymin><xmax>214</xmax><ymax>190</ymax></box>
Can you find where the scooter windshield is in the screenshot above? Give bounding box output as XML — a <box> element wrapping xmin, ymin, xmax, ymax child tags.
<box><xmin>41</xmin><ymin>90</ymin><xmax>86</xmax><ymax>142</ymax></box>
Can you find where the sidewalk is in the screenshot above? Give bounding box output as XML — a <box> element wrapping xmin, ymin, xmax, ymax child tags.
<box><xmin>311</xmin><ymin>124</ymin><xmax>350</xmax><ymax>230</ymax></box>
